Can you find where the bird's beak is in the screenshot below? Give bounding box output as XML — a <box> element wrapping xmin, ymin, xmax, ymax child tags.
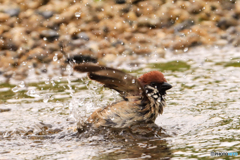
<box><xmin>161</xmin><ymin>82</ymin><xmax>172</xmax><ymax>90</ymax></box>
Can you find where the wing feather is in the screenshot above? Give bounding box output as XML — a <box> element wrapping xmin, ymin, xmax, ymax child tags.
<box><xmin>74</xmin><ymin>63</ymin><xmax>144</xmax><ymax>98</ymax></box>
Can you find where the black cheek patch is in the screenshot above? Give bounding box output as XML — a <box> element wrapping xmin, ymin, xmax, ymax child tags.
<box><xmin>146</xmin><ymin>89</ymin><xmax>153</xmax><ymax>93</ymax></box>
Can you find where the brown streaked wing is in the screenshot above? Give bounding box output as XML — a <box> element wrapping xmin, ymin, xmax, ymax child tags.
<box><xmin>74</xmin><ymin>63</ymin><xmax>144</xmax><ymax>97</ymax></box>
<box><xmin>87</xmin><ymin>97</ymin><xmax>144</xmax><ymax>128</ymax></box>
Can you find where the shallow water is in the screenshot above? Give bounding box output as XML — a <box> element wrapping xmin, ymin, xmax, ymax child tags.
<box><xmin>1</xmin><ymin>46</ymin><xmax>240</xmax><ymax>159</ymax></box>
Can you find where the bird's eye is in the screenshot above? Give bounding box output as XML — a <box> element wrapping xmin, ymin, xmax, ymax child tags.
<box><xmin>150</xmin><ymin>82</ymin><xmax>156</xmax><ymax>86</ymax></box>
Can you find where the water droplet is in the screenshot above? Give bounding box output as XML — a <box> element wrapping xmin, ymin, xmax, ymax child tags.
<box><xmin>43</xmin><ymin>94</ymin><xmax>50</xmax><ymax>103</ymax></box>
<box><xmin>51</xmin><ymin>80</ymin><xmax>56</xmax><ymax>86</ymax></box>
<box><xmin>55</xmin><ymin>15</ymin><xmax>60</xmax><ymax>19</ymax></box>
<box><xmin>66</xmin><ymin>65</ymin><xmax>73</xmax><ymax>75</ymax></box>
<box><xmin>124</xmin><ymin>75</ymin><xmax>127</xmax><ymax>79</ymax></box>
<box><xmin>53</xmin><ymin>54</ymin><xmax>58</xmax><ymax>61</ymax></box>
<box><xmin>12</xmin><ymin>86</ymin><xmax>19</xmax><ymax>92</ymax></box>
<box><xmin>19</xmin><ymin>81</ymin><xmax>25</xmax><ymax>88</ymax></box>
<box><xmin>43</xmin><ymin>37</ymin><xmax>47</xmax><ymax>41</ymax></box>
<box><xmin>45</xmin><ymin>80</ymin><xmax>50</xmax><ymax>85</ymax></box>
<box><xmin>132</xmin><ymin>79</ymin><xmax>135</xmax><ymax>84</ymax></box>
<box><xmin>184</xmin><ymin>47</ymin><xmax>188</xmax><ymax>52</ymax></box>
<box><xmin>75</xmin><ymin>12</ymin><xmax>81</xmax><ymax>18</ymax></box>
<box><xmin>92</xmin><ymin>86</ymin><xmax>97</xmax><ymax>90</ymax></box>
<box><xmin>113</xmin><ymin>71</ymin><xmax>115</xmax><ymax>73</ymax></box>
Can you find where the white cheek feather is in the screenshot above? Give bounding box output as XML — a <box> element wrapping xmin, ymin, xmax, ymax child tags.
<box><xmin>153</xmin><ymin>95</ymin><xmax>158</xmax><ymax>99</ymax></box>
<box><xmin>146</xmin><ymin>86</ymin><xmax>158</xmax><ymax>94</ymax></box>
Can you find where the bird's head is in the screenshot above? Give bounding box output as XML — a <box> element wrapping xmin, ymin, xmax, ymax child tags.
<box><xmin>138</xmin><ymin>71</ymin><xmax>172</xmax><ymax>97</ymax></box>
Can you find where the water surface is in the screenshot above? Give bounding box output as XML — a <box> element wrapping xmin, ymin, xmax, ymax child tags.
<box><xmin>1</xmin><ymin>46</ymin><xmax>240</xmax><ymax>159</ymax></box>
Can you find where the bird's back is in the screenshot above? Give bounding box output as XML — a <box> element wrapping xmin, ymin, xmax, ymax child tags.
<box><xmin>87</xmin><ymin>96</ymin><xmax>145</xmax><ymax>128</ymax></box>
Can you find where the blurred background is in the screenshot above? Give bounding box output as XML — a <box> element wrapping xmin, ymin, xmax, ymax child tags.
<box><xmin>1</xmin><ymin>0</ymin><xmax>240</xmax><ymax>159</ymax></box>
<box><xmin>0</xmin><ymin>0</ymin><xmax>240</xmax><ymax>82</ymax></box>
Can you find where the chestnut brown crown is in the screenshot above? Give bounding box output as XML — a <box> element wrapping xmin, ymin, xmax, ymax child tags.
<box><xmin>138</xmin><ymin>71</ymin><xmax>167</xmax><ymax>86</ymax></box>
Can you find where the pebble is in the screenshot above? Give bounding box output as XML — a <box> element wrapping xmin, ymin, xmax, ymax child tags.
<box><xmin>75</xmin><ymin>32</ymin><xmax>89</xmax><ymax>41</ymax></box>
<box><xmin>137</xmin><ymin>16</ymin><xmax>160</xmax><ymax>27</ymax></box>
<box><xmin>232</xmin><ymin>37</ymin><xmax>240</xmax><ymax>47</ymax></box>
<box><xmin>40</xmin><ymin>30</ymin><xmax>59</xmax><ymax>41</ymax></box>
<box><xmin>70</xmin><ymin>39</ymin><xmax>85</xmax><ymax>47</ymax></box>
<box><xmin>217</xmin><ymin>17</ymin><xmax>238</xmax><ymax>30</ymax></box>
<box><xmin>4</xmin><ymin>8</ymin><xmax>20</xmax><ymax>17</ymax></box>
<box><xmin>115</xmin><ymin>0</ymin><xmax>126</xmax><ymax>4</ymax></box>
<box><xmin>112</xmin><ymin>40</ymin><xmax>124</xmax><ymax>47</ymax></box>
<box><xmin>133</xmin><ymin>45</ymin><xmax>151</xmax><ymax>54</ymax></box>
<box><xmin>214</xmin><ymin>39</ymin><xmax>228</xmax><ymax>47</ymax></box>
<box><xmin>174</xmin><ymin>19</ymin><xmax>195</xmax><ymax>32</ymax></box>
<box><xmin>172</xmin><ymin>33</ymin><xmax>200</xmax><ymax>50</ymax></box>
<box><xmin>37</xmin><ymin>11</ymin><xmax>54</xmax><ymax>19</ymax></box>
<box><xmin>187</xmin><ymin>1</ymin><xmax>204</xmax><ymax>14</ymax></box>
<box><xmin>102</xmin><ymin>54</ymin><xmax>117</xmax><ymax>63</ymax></box>
<box><xmin>236</xmin><ymin>1</ymin><xmax>240</xmax><ymax>14</ymax></box>
<box><xmin>153</xmin><ymin>48</ymin><xmax>165</xmax><ymax>58</ymax></box>
<box><xmin>0</xmin><ymin>13</ymin><xmax>10</xmax><ymax>22</ymax></box>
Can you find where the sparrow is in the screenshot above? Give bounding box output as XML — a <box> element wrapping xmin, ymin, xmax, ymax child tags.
<box><xmin>74</xmin><ymin>63</ymin><xmax>172</xmax><ymax>134</ymax></box>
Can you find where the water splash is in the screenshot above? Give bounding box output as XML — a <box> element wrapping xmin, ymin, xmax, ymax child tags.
<box><xmin>75</xmin><ymin>12</ymin><xmax>81</xmax><ymax>18</ymax></box>
<box><xmin>12</xmin><ymin>86</ymin><xmax>19</xmax><ymax>92</ymax></box>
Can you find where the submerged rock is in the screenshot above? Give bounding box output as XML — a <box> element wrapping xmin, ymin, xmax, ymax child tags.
<box><xmin>0</xmin><ymin>13</ymin><xmax>10</xmax><ymax>22</ymax></box>
<box><xmin>217</xmin><ymin>17</ymin><xmax>238</xmax><ymax>30</ymax></box>
<box><xmin>40</xmin><ymin>30</ymin><xmax>59</xmax><ymax>42</ymax></box>
<box><xmin>37</xmin><ymin>10</ymin><xmax>54</xmax><ymax>19</ymax></box>
<box><xmin>4</xmin><ymin>8</ymin><xmax>20</xmax><ymax>17</ymax></box>
<box><xmin>75</xmin><ymin>32</ymin><xmax>90</xmax><ymax>41</ymax></box>
<box><xmin>174</xmin><ymin>20</ymin><xmax>195</xmax><ymax>32</ymax></box>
